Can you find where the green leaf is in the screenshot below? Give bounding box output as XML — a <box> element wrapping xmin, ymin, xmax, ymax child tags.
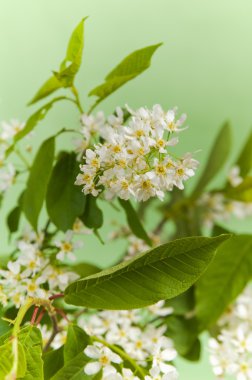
<box><xmin>118</xmin><ymin>199</ymin><xmax>151</xmax><ymax>246</ymax></box>
<box><xmin>28</xmin><ymin>19</ymin><xmax>86</xmax><ymax>104</ymax></box>
<box><xmin>54</xmin><ymin>18</ymin><xmax>86</xmax><ymax>87</ymax></box>
<box><xmin>28</xmin><ymin>76</ymin><xmax>63</xmax><ymax>105</ymax></box>
<box><xmin>236</xmin><ymin>129</ymin><xmax>252</xmax><ymax>177</ymax></box>
<box><xmin>80</xmin><ymin>195</ymin><xmax>103</xmax><ymax>230</ymax></box>
<box><xmin>70</xmin><ymin>263</ymin><xmax>101</xmax><ymax>278</ymax></box>
<box><xmin>225</xmin><ymin>176</ymin><xmax>252</xmax><ymax>202</ymax></box>
<box><xmin>46</xmin><ymin>152</ymin><xmax>86</xmax><ymax>231</ymax></box>
<box><xmin>64</xmin><ymin>325</ymin><xmax>90</xmax><ymax>363</ymax></box>
<box><xmin>89</xmin><ymin>44</ymin><xmax>162</xmax><ymax>104</ymax></box>
<box><xmin>183</xmin><ymin>339</ymin><xmax>201</xmax><ymax>362</ymax></box>
<box><xmin>196</xmin><ymin>235</ymin><xmax>252</xmax><ymax>330</ymax></box>
<box><xmin>51</xmin><ymin>352</ymin><xmax>88</xmax><ymax>380</ymax></box>
<box><xmin>166</xmin><ymin>288</ymin><xmax>195</xmax><ymax>316</ymax></box>
<box><xmin>7</xmin><ymin>205</ymin><xmax>21</xmax><ymax>234</ymax></box>
<box><xmin>18</xmin><ymin>325</ymin><xmax>44</xmax><ymax>380</ymax></box>
<box><xmin>23</xmin><ymin>137</ymin><xmax>55</xmax><ymax>230</ymax></box>
<box><xmin>64</xmin><ymin>235</ymin><xmax>229</xmax><ymax>310</ymax></box>
<box><xmin>0</xmin><ymin>340</ymin><xmax>26</xmax><ymax>379</ymax></box>
<box><xmin>6</xmin><ymin>97</ymin><xmax>65</xmax><ymax>157</ymax></box>
<box><xmin>192</xmin><ymin>122</ymin><xmax>232</xmax><ymax>195</ymax></box>
<box><xmin>43</xmin><ymin>346</ymin><xmax>64</xmax><ymax>380</ymax></box>
<box><xmin>165</xmin><ymin>315</ymin><xmax>199</xmax><ymax>360</ymax></box>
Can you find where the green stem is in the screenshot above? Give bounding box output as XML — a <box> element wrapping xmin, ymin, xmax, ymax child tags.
<box><xmin>71</xmin><ymin>85</ymin><xmax>84</xmax><ymax>113</ymax></box>
<box><xmin>14</xmin><ymin>148</ymin><xmax>30</xmax><ymax>169</ymax></box>
<box><xmin>87</xmin><ymin>98</ymin><xmax>101</xmax><ymax>115</ymax></box>
<box><xmin>12</xmin><ymin>298</ymin><xmax>35</xmax><ymax>337</ymax></box>
<box><xmin>92</xmin><ymin>336</ymin><xmax>146</xmax><ymax>379</ymax></box>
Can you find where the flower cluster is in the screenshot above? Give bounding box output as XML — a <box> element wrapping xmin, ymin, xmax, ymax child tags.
<box><xmin>198</xmin><ymin>166</ymin><xmax>252</xmax><ymax>229</ymax></box>
<box><xmin>78</xmin><ymin>300</ymin><xmax>178</xmax><ymax>379</ymax></box>
<box><xmin>0</xmin><ymin>226</ymin><xmax>82</xmax><ymax>308</ymax></box>
<box><xmin>75</xmin><ymin>105</ymin><xmax>199</xmax><ymax>202</ymax></box>
<box><xmin>209</xmin><ymin>285</ymin><xmax>252</xmax><ymax>380</ymax></box>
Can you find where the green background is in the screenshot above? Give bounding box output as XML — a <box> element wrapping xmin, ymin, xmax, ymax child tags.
<box><xmin>1</xmin><ymin>0</ymin><xmax>252</xmax><ymax>378</ymax></box>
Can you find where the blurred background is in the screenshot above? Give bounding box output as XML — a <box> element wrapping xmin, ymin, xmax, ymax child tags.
<box><xmin>1</xmin><ymin>0</ymin><xmax>252</xmax><ymax>378</ymax></box>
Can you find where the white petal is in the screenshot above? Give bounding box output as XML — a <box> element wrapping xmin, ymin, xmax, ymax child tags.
<box><xmin>84</xmin><ymin>345</ymin><xmax>100</xmax><ymax>359</ymax></box>
<box><xmin>84</xmin><ymin>361</ymin><xmax>101</xmax><ymax>375</ymax></box>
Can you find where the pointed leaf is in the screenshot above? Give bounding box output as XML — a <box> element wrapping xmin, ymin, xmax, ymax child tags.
<box><xmin>70</xmin><ymin>263</ymin><xmax>101</xmax><ymax>278</ymax></box>
<box><xmin>6</xmin><ymin>97</ymin><xmax>65</xmax><ymax>157</ymax></box>
<box><xmin>0</xmin><ymin>340</ymin><xmax>26</xmax><ymax>379</ymax></box>
<box><xmin>80</xmin><ymin>195</ymin><xmax>103</xmax><ymax>230</ymax></box>
<box><xmin>43</xmin><ymin>347</ymin><xmax>64</xmax><ymax>380</ymax></box>
<box><xmin>29</xmin><ymin>76</ymin><xmax>63</xmax><ymax>105</ymax></box>
<box><xmin>7</xmin><ymin>205</ymin><xmax>21</xmax><ymax>234</ymax></box>
<box><xmin>192</xmin><ymin>122</ymin><xmax>232</xmax><ymax>195</ymax></box>
<box><xmin>236</xmin><ymin>129</ymin><xmax>252</xmax><ymax>177</ymax></box>
<box><xmin>18</xmin><ymin>325</ymin><xmax>44</xmax><ymax>380</ymax></box>
<box><xmin>119</xmin><ymin>199</ymin><xmax>151</xmax><ymax>246</ymax></box>
<box><xmin>65</xmin><ymin>235</ymin><xmax>229</xmax><ymax>310</ymax></box>
<box><xmin>165</xmin><ymin>315</ymin><xmax>199</xmax><ymax>360</ymax></box>
<box><xmin>64</xmin><ymin>325</ymin><xmax>90</xmax><ymax>363</ymax></box>
<box><xmin>28</xmin><ymin>19</ymin><xmax>86</xmax><ymax>104</ymax></box>
<box><xmin>54</xmin><ymin>18</ymin><xmax>86</xmax><ymax>87</ymax></box>
<box><xmin>46</xmin><ymin>152</ymin><xmax>86</xmax><ymax>231</ymax></box>
<box><xmin>51</xmin><ymin>352</ymin><xmax>88</xmax><ymax>380</ymax></box>
<box><xmin>196</xmin><ymin>235</ymin><xmax>252</xmax><ymax>330</ymax></box>
<box><xmin>89</xmin><ymin>44</ymin><xmax>162</xmax><ymax>103</ymax></box>
<box><xmin>23</xmin><ymin>137</ymin><xmax>55</xmax><ymax>230</ymax></box>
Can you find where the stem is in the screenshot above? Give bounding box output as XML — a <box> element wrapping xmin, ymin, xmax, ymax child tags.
<box><xmin>71</xmin><ymin>85</ymin><xmax>84</xmax><ymax>113</ymax></box>
<box><xmin>31</xmin><ymin>306</ymin><xmax>40</xmax><ymax>325</ymax></box>
<box><xmin>87</xmin><ymin>98</ymin><xmax>101</xmax><ymax>115</ymax></box>
<box><xmin>35</xmin><ymin>309</ymin><xmax>46</xmax><ymax>325</ymax></box>
<box><xmin>49</xmin><ymin>293</ymin><xmax>64</xmax><ymax>301</ymax></box>
<box><xmin>14</xmin><ymin>148</ymin><xmax>30</xmax><ymax>169</ymax></box>
<box><xmin>92</xmin><ymin>336</ymin><xmax>146</xmax><ymax>379</ymax></box>
<box><xmin>43</xmin><ymin>314</ymin><xmax>60</xmax><ymax>352</ymax></box>
<box><xmin>12</xmin><ymin>298</ymin><xmax>35</xmax><ymax>337</ymax></box>
<box><xmin>55</xmin><ymin>308</ymin><xmax>69</xmax><ymax>322</ymax></box>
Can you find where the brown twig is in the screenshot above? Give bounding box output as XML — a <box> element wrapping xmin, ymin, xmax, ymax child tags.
<box><xmin>43</xmin><ymin>314</ymin><xmax>60</xmax><ymax>353</ymax></box>
<box><xmin>35</xmin><ymin>309</ymin><xmax>46</xmax><ymax>325</ymax></box>
<box><xmin>30</xmin><ymin>306</ymin><xmax>40</xmax><ymax>325</ymax></box>
<box><xmin>55</xmin><ymin>308</ymin><xmax>69</xmax><ymax>322</ymax></box>
<box><xmin>49</xmin><ymin>293</ymin><xmax>64</xmax><ymax>301</ymax></box>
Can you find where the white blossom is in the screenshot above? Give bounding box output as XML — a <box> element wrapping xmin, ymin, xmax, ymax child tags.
<box><xmin>0</xmin><ymin>119</ymin><xmax>25</xmax><ymax>141</ymax></box>
<box><xmin>84</xmin><ymin>344</ymin><xmax>122</xmax><ymax>376</ymax></box>
<box><xmin>76</xmin><ymin>105</ymin><xmax>198</xmax><ymax>202</ymax></box>
<box><xmin>209</xmin><ymin>286</ymin><xmax>252</xmax><ymax>380</ymax></box>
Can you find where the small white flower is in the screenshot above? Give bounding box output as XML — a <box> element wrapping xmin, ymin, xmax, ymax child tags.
<box><xmin>148</xmin><ymin>301</ymin><xmax>173</xmax><ymax>317</ymax></box>
<box><xmin>84</xmin><ymin>344</ymin><xmax>122</xmax><ymax>376</ymax></box>
<box><xmin>228</xmin><ymin>165</ymin><xmax>243</xmax><ymax>187</ymax></box>
<box><xmin>55</xmin><ymin>230</ymin><xmax>82</xmax><ymax>261</ymax></box>
<box><xmin>0</xmin><ymin>119</ymin><xmax>25</xmax><ymax>141</ymax></box>
<box><xmin>0</xmin><ymin>163</ymin><xmax>15</xmax><ymax>192</ymax></box>
<box><xmin>145</xmin><ymin>366</ymin><xmax>178</xmax><ymax>380</ymax></box>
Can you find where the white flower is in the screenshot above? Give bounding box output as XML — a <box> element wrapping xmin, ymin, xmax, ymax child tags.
<box><xmin>55</xmin><ymin>230</ymin><xmax>82</xmax><ymax>261</ymax></box>
<box><xmin>145</xmin><ymin>366</ymin><xmax>178</xmax><ymax>380</ymax></box>
<box><xmin>209</xmin><ymin>286</ymin><xmax>252</xmax><ymax>380</ymax></box>
<box><xmin>148</xmin><ymin>301</ymin><xmax>173</xmax><ymax>317</ymax></box>
<box><xmin>152</xmin><ymin>345</ymin><xmax>177</xmax><ymax>374</ymax></box>
<box><xmin>0</xmin><ymin>163</ymin><xmax>15</xmax><ymax>192</ymax></box>
<box><xmin>228</xmin><ymin>165</ymin><xmax>243</xmax><ymax>187</ymax></box>
<box><xmin>84</xmin><ymin>344</ymin><xmax>122</xmax><ymax>376</ymax></box>
<box><xmin>106</xmin><ymin>368</ymin><xmax>141</xmax><ymax>380</ymax></box>
<box><xmin>0</xmin><ymin>119</ymin><xmax>25</xmax><ymax>141</ymax></box>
